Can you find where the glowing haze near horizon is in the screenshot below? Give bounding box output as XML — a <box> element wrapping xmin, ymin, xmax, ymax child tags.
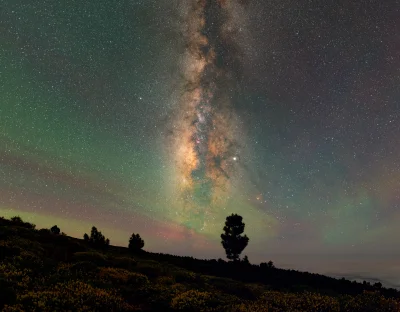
<box><xmin>1</xmin><ymin>0</ymin><xmax>400</xmax><ymax>286</ymax></box>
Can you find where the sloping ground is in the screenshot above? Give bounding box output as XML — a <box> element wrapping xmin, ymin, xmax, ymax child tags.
<box><xmin>0</xmin><ymin>217</ymin><xmax>399</xmax><ymax>311</ymax></box>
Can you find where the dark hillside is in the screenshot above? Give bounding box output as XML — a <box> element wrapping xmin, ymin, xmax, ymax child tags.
<box><xmin>0</xmin><ymin>216</ymin><xmax>399</xmax><ymax>311</ymax></box>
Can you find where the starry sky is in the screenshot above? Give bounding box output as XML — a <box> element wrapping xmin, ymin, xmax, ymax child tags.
<box><xmin>1</xmin><ymin>0</ymin><xmax>400</xmax><ymax>285</ymax></box>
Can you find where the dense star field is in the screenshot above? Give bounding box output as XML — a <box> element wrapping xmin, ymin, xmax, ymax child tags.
<box><xmin>1</xmin><ymin>0</ymin><xmax>399</xmax><ymax>285</ymax></box>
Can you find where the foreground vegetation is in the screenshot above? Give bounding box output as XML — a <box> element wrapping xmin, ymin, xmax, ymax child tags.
<box><xmin>1</xmin><ymin>216</ymin><xmax>399</xmax><ymax>311</ymax></box>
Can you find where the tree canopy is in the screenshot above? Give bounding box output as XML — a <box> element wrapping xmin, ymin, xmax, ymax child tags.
<box><xmin>128</xmin><ymin>233</ymin><xmax>144</xmax><ymax>252</ymax></box>
<box><xmin>50</xmin><ymin>225</ymin><xmax>60</xmax><ymax>235</ymax></box>
<box><xmin>84</xmin><ymin>226</ymin><xmax>110</xmax><ymax>248</ymax></box>
<box><xmin>221</xmin><ymin>214</ymin><xmax>249</xmax><ymax>261</ymax></box>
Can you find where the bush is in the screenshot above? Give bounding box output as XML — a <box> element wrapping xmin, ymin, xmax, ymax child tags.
<box><xmin>16</xmin><ymin>280</ymin><xmax>134</xmax><ymax>311</ymax></box>
<box><xmin>0</xmin><ymin>226</ymin><xmax>37</xmax><ymax>240</ymax></box>
<box><xmin>0</xmin><ymin>216</ymin><xmax>9</xmax><ymax>226</ymax></box>
<box><xmin>109</xmin><ymin>256</ymin><xmax>137</xmax><ymax>270</ymax></box>
<box><xmin>12</xmin><ymin>251</ymin><xmax>44</xmax><ymax>270</ymax></box>
<box><xmin>10</xmin><ymin>216</ymin><xmax>35</xmax><ymax>230</ymax></box>
<box><xmin>10</xmin><ymin>216</ymin><xmax>23</xmax><ymax>223</ymax></box>
<box><xmin>3</xmin><ymin>304</ymin><xmax>25</xmax><ymax>312</ymax></box>
<box><xmin>50</xmin><ymin>225</ymin><xmax>60</xmax><ymax>235</ymax></box>
<box><xmin>0</xmin><ymin>275</ymin><xmax>17</xmax><ymax>309</ymax></box>
<box><xmin>72</xmin><ymin>252</ymin><xmax>108</xmax><ymax>266</ymax></box>
<box><xmin>244</xmin><ymin>284</ymin><xmax>268</xmax><ymax>299</ymax></box>
<box><xmin>127</xmin><ymin>272</ymin><xmax>150</xmax><ymax>287</ymax></box>
<box><xmin>0</xmin><ymin>241</ymin><xmax>21</xmax><ymax>260</ymax></box>
<box><xmin>52</xmin><ymin>263</ymin><xmax>78</xmax><ymax>281</ymax></box>
<box><xmin>70</xmin><ymin>261</ymin><xmax>99</xmax><ymax>273</ymax></box>
<box><xmin>0</xmin><ymin>262</ymin><xmax>32</xmax><ymax>291</ymax></box>
<box><xmin>224</xmin><ymin>291</ymin><xmax>342</xmax><ymax>312</ymax></box>
<box><xmin>35</xmin><ymin>229</ymin><xmax>65</xmax><ymax>246</ymax></box>
<box><xmin>131</xmin><ymin>283</ymin><xmax>183</xmax><ymax>310</ymax></box>
<box><xmin>53</xmin><ymin>233</ymin><xmax>70</xmax><ymax>245</ymax></box>
<box><xmin>173</xmin><ymin>270</ymin><xmax>197</xmax><ymax>284</ymax></box>
<box><xmin>224</xmin><ymin>302</ymin><xmax>269</xmax><ymax>312</ymax></box>
<box><xmin>50</xmin><ymin>247</ymin><xmax>72</xmax><ymax>262</ymax></box>
<box><xmin>156</xmin><ymin>276</ymin><xmax>175</xmax><ymax>285</ymax></box>
<box><xmin>9</xmin><ymin>237</ymin><xmax>45</xmax><ymax>256</ymax></box>
<box><xmin>342</xmin><ymin>291</ymin><xmax>400</xmax><ymax>312</ymax></box>
<box><xmin>37</xmin><ymin>228</ymin><xmax>52</xmax><ymax>236</ymax></box>
<box><xmin>97</xmin><ymin>267</ymin><xmax>149</xmax><ymax>287</ymax></box>
<box><xmin>260</xmin><ymin>291</ymin><xmax>341</xmax><ymax>312</ymax></box>
<box><xmin>171</xmin><ymin>289</ymin><xmax>214</xmax><ymax>311</ymax></box>
<box><xmin>208</xmin><ymin>277</ymin><xmax>256</xmax><ymax>300</ymax></box>
<box><xmin>49</xmin><ymin>261</ymin><xmax>95</xmax><ymax>284</ymax></box>
<box><xmin>135</xmin><ymin>260</ymin><xmax>165</xmax><ymax>278</ymax></box>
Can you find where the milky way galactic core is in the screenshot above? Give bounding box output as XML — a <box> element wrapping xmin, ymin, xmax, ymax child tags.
<box><xmin>168</xmin><ymin>0</ymin><xmax>248</xmax><ymax>232</ymax></box>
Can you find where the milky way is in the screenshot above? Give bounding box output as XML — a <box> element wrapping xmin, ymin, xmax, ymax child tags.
<box><xmin>168</xmin><ymin>0</ymin><xmax>247</xmax><ymax>232</ymax></box>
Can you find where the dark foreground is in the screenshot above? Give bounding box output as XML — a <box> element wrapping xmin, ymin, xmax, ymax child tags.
<box><xmin>0</xmin><ymin>217</ymin><xmax>399</xmax><ymax>311</ymax></box>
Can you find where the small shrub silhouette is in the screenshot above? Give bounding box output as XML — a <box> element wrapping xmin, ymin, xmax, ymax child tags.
<box><xmin>50</xmin><ymin>225</ymin><xmax>60</xmax><ymax>235</ymax></box>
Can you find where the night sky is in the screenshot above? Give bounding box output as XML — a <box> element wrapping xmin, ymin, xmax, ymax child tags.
<box><xmin>1</xmin><ymin>0</ymin><xmax>400</xmax><ymax>286</ymax></box>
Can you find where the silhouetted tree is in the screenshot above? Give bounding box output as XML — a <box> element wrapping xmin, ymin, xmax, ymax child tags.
<box><xmin>50</xmin><ymin>225</ymin><xmax>60</xmax><ymax>235</ymax></box>
<box><xmin>221</xmin><ymin>214</ymin><xmax>249</xmax><ymax>261</ymax></box>
<box><xmin>259</xmin><ymin>260</ymin><xmax>275</xmax><ymax>269</ymax></box>
<box><xmin>10</xmin><ymin>216</ymin><xmax>35</xmax><ymax>229</ymax></box>
<box><xmin>128</xmin><ymin>233</ymin><xmax>144</xmax><ymax>252</ymax></box>
<box><xmin>10</xmin><ymin>216</ymin><xmax>23</xmax><ymax>224</ymax></box>
<box><xmin>242</xmin><ymin>255</ymin><xmax>250</xmax><ymax>264</ymax></box>
<box><xmin>84</xmin><ymin>226</ymin><xmax>109</xmax><ymax>248</ymax></box>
